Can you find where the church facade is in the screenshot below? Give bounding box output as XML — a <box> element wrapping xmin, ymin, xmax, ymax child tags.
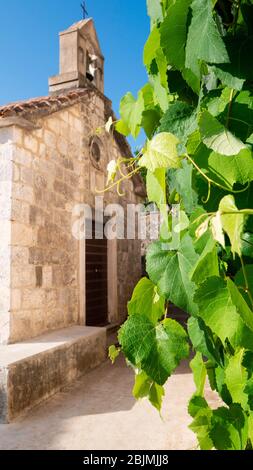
<box><xmin>0</xmin><ymin>19</ymin><xmax>143</xmax><ymax>422</ymax></box>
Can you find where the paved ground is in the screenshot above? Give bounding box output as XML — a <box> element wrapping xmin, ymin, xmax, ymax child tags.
<box><xmin>0</xmin><ymin>357</ymin><xmax>217</xmax><ymax>451</ymax></box>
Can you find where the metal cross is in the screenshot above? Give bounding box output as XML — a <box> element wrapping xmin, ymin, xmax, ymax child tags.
<box><xmin>80</xmin><ymin>1</ymin><xmax>88</xmax><ymax>19</ymax></box>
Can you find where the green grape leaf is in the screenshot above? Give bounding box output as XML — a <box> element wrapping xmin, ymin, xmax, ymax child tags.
<box><xmin>139</xmin><ymin>132</ymin><xmax>180</xmax><ymax>171</ymax></box>
<box><xmin>150</xmin><ymin>74</ymin><xmax>169</xmax><ymax>112</ymax></box>
<box><xmin>141</xmin><ymin>82</ymin><xmax>156</xmax><ymax>108</ymax></box>
<box><xmin>225</xmin><ymin>349</ymin><xmax>248</xmax><ymax>409</ymax></box>
<box><xmin>146</xmin><ymin>168</ymin><xmax>166</xmax><ymax>209</ymax></box>
<box><xmin>155</xmin><ymin>47</ymin><xmax>169</xmax><ymax>92</ymax></box>
<box><xmin>128</xmin><ymin>277</ymin><xmax>166</xmax><ymax>324</ymax></box>
<box><xmin>220</xmin><ymin>90</ymin><xmax>253</xmax><ymax>143</ymax></box>
<box><xmin>189</xmin><ymin>408</ymin><xmax>214</xmax><ymax>450</ymax></box>
<box><xmin>210</xmin><ymin>404</ymin><xmax>248</xmax><ymax>450</ymax></box>
<box><xmin>143</xmin><ymin>26</ymin><xmax>160</xmax><ymax>69</ymax></box>
<box><xmin>189</xmin><ymin>206</ymin><xmax>208</xmax><ymax>241</ymax></box>
<box><xmin>190</xmin><ymin>233</ymin><xmax>219</xmax><ymax>285</ymax></box>
<box><xmin>149</xmin><ymin>382</ymin><xmax>165</xmax><ymax>412</ymax></box>
<box><xmin>241</xmin><ymin>233</ymin><xmax>253</xmax><ymax>258</ymax></box>
<box><xmin>132</xmin><ymin>371</ymin><xmax>165</xmax><ymax>412</ymax></box>
<box><xmin>248</xmin><ymin>413</ymin><xmax>253</xmax><ymax>447</ymax></box>
<box><xmin>133</xmin><ymin>371</ymin><xmax>151</xmax><ymax>398</ymax></box>
<box><xmin>182</xmin><ymin>67</ymin><xmax>200</xmax><ymax>95</ymax></box>
<box><xmin>210</xmin><ymin>65</ymin><xmax>245</xmax><ymax>92</ymax></box>
<box><xmin>188</xmin><ymin>316</ymin><xmax>220</xmax><ymax>363</ymax></box>
<box><xmin>212</xmin><ymin>33</ymin><xmax>253</xmax><ymax>91</ymax></box>
<box><xmin>219</xmin><ymin>195</ymin><xmax>245</xmax><ymax>257</ymax></box>
<box><xmin>119</xmin><ymin>91</ymin><xmax>145</xmax><ymax>139</ymax></box>
<box><xmin>235</xmin><ymin>265</ymin><xmax>253</xmax><ymax>307</ymax></box>
<box><xmin>191</xmin><ymin>136</ymin><xmax>253</xmax><ymax>189</ymax></box>
<box><xmin>108</xmin><ymin>345</ymin><xmax>121</xmax><ymax>364</ymax></box>
<box><xmin>206</xmin><ymin>364</ymin><xmax>217</xmax><ymax>392</ymax></box>
<box><xmin>207</xmin><ymin>149</ymin><xmax>253</xmax><ymax>188</ymax></box>
<box><xmin>158</xmin><ymin>101</ymin><xmax>197</xmax><ymax>145</ymax></box>
<box><xmin>115</xmin><ymin>119</ymin><xmax>130</xmax><ymax>136</ymax></box>
<box><xmin>190</xmin><ymin>352</ymin><xmax>207</xmax><ymax>396</ymax></box>
<box><xmin>188</xmin><ymin>395</ymin><xmax>209</xmax><ymax>419</ymax></box>
<box><xmin>210</xmin><ymin>212</ymin><xmax>225</xmax><ymax>248</ymax></box>
<box><xmin>195</xmin><ymin>277</ymin><xmax>235</xmax><ymax>343</ymax></box>
<box><xmin>215</xmin><ymin>366</ymin><xmax>232</xmax><ymax>406</ymax></box>
<box><xmin>199</xmin><ymin>111</ymin><xmax>247</xmax><ymax>157</ymax></box>
<box><xmin>119</xmin><ymin>315</ymin><xmax>189</xmax><ymax>385</ymax></box>
<box><xmin>147</xmin><ymin>0</ymin><xmax>163</xmax><ymax>25</ymax></box>
<box><xmin>187</xmin><ymin>128</ymin><xmax>202</xmax><ymax>155</ymax></box>
<box><xmin>227</xmin><ymin>278</ymin><xmax>253</xmax><ymax>333</ymax></box>
<box><xmin>167</xmin><ymin>160</ymin><xmax>198</xmax><ymax>214</ymax></box>
<box><xmin>185</xmin><ymin>0</ymin><xmax>229</xmax><ymax>78</ymax></box>
<box><xmin>142</xmin><ymin>109</ymin><xmax>161</xmax><ymax>139</ymax></box>
<box><xmin>160</xmin><ymin>0</ymin><xmax>192</xmax><ymax>71</ymax></box>
<box><xmin>146</xmin><ymin>234</ymin><xmax>199</xmax><ymax>314</ymax></box>
<box><xmin>194</xmin><ymin>277</ymin><xmax>250</xmax><ymax>347</ymax></box>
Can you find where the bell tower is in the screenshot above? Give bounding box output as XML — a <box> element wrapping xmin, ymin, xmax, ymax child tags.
<box><xmin>49</xmin><ymin>19</ymin><xmax>104</xmax><ymax>94</ymax></box>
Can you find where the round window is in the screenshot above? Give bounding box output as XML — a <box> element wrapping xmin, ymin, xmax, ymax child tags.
<box><xmin>91</xmin><ymin>141</ymin><xmax>101</xmax><ymax>163</ymax></box>
<box><xmin>89</xmin><ymin>137</ymin><xmax>102</xmax><ymax>169</ymax></box>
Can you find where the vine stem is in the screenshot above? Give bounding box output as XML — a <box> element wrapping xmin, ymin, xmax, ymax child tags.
<box><xmin>226</xmin><ymin>88</ymin><xmax>235</xmax><ymax>129</ymax></box>
<box><xmin>184</xmin><ymin>153</ymin><xmax>249</xmax><ymax>196</ymax></box>
<box><xmin>189</xmin><ymin>209</ymin><xmax>253</xmax><ymax>229</ymax></box>
<box><xmin>95</xmin><ymin>167</ymin><xmax>141</xmax><ymax>194</ymax></box>
<box><xmin>240</xmin><ymin>256</ymin><xmax>253</xmax><ymax>310</ymax></box>
<box><xmin>220</xmin><ymin>210</ymin><xmax>253</xmax><ymax>216</ymax></box>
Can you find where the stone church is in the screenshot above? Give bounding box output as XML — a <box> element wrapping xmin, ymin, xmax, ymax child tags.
<box><xmin>0</xmin><ymin>19</ymin><xmax>144</xmax><ymax>422</ymax></box>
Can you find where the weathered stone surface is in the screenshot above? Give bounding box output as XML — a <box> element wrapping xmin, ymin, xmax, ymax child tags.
<box><xmin>0</xmin><ymin>326</ymin><xmax>107</xmax><ymax>423</ymax></box>
<box><xmin>0</xmin><ymin>98</ymin><xmax>142</xmax><ymax>343</ymax></box>
<box><xmin>0</xmin><ymin>136</ymin><xmax>13</xmax><ymax>345</ymax></box>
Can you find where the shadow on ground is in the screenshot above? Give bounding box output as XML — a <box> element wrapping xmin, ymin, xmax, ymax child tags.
<box><xmin>0</xmin><ymin>357</ymin><xmax>197</xmax><ymax>451</ymax></box>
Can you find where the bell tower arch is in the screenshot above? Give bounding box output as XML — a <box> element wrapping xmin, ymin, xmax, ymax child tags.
<box><xmin>49</xmin><ymin>18</ymin><xmax>104</xmax><ymax>94</ymax></box>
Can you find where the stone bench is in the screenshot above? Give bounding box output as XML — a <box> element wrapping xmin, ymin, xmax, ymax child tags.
<box><xmin>0</xmin><ymin>326</ymin><xmax>106</xmax><ymax>423</ymax></box>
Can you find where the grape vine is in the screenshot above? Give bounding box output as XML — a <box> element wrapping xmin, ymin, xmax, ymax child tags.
<box><xmin>109</xmin><ymin>0</ymin><xmax>253</xmax><ymax>450</ymax></box>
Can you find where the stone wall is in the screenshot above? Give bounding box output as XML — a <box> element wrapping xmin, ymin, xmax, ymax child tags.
<box><xmin>0</xmin><ymin>128</ymin><xmax>14</xmax><ymax>344</ymax></box>
<box><xmin>0</xmin><ymin>92</ymin><xmax>142</xmax><ymax>344</ymax></box>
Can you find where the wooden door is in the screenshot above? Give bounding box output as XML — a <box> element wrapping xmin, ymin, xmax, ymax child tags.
<box><xmin>85</xmin><ymin>221</ymin><xmax>108</xmax><ymax>326</ymax></box>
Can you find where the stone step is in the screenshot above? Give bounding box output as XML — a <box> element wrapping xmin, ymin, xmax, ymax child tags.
<box><xmin>0</xmin><ymin>326</ymin><xmax>106</xmax><ymax>423</ymax></box>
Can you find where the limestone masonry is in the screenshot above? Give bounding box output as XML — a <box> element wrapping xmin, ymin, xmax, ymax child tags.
<box><xmin>0</xmin><ymin>18</ymin><xmax>143</xmax><ymax>422</ymax></box>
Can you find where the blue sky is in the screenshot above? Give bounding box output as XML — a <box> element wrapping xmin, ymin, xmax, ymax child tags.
<box><xmin>0</xmin><ymin>0</ymin><xmax>150</xmax><ymax>140</ymax></box>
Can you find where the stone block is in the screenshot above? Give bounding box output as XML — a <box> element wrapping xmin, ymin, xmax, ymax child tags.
<box><xmin>12</xmin><ymin>182</ymin><xmax>34</xmax><ymax>204</ymax></box>
<box><xmin>29</xmin><ymin>247</ymin><xmax>44</xmax><ymax>265</ymax></box>
<box><xmin>10</xmin><ymin>289</ymin><xmax>22</xmax><ymax>311</ymax></box>
<box><xmin>12</xmin><ymin>163</ymin><xmax>20</xmax><ymax>182</ymax></box>
<box><xmin>11</xmin><ymin>247</ymin><xmax>29</xmax><ymax>266</ymax></box>
<box><xmin>22</xmin><ymin>288</ymin><xmax>45</xmax><ymax>310</ymax></box>
<box><xmin>23</xmin><ymin>135</ymin><xmax>39</xmax><ymax>154</ymax></box>
<box><xmin>20</xmin><ymin>167</ymin><xmax>33</xmax><ymax>186</ymax></box>
<box><xmin>43</xmin><ymin>267</ymin><xmax>53</xmax><ymax>288</ymax></box>
<box><xmin>9</xmin><ymin>310</ymin><xmax>33</xmax><ymax>343</ymax></box>
<box><xmin>11</xmin><ymin>199</ymin><xmax>30</xmax><ymax>224</ymax></box>
<box><xmin>47</xmin><ymin>118</ymin><xmax>61</xmax><ymax>135</ymax></box>
<box><xmin>44</xmin><ymin>130</ymin><xmax>57</xmax><ymax>148</ymax></box>
<box><xmin>29</xmin><ymin>206</ymin><xmax>45</xmax><ymax>226</ymax></box>
<box><xmin>0</xmin><ymin>326</ymin><xmax>107</xmax><ymax>422</ymax></box>
<box><xmin>11</xmin><ymin>265</ymin><xmax>36</xmax><ymax>288</ymax></box>
<box><xmin>57</xmin><ymin>137</ymin><xmax>68</xmax><ymax>155</ymax></box>
<box><xmin>12</xmin><ymin>223</ymin><xmax>36</xmax><ymax>247</ymax></box>
<box><xmin>12</xmin><ymin>148</ymin><xmax>33</xmax><ymax>168</ymax></box>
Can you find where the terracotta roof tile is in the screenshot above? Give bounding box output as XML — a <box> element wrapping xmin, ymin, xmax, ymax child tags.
<box><xmin>0</xmin><ymin>88</ymin><xmax>90</xmax><ymax>119</ymax></box>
